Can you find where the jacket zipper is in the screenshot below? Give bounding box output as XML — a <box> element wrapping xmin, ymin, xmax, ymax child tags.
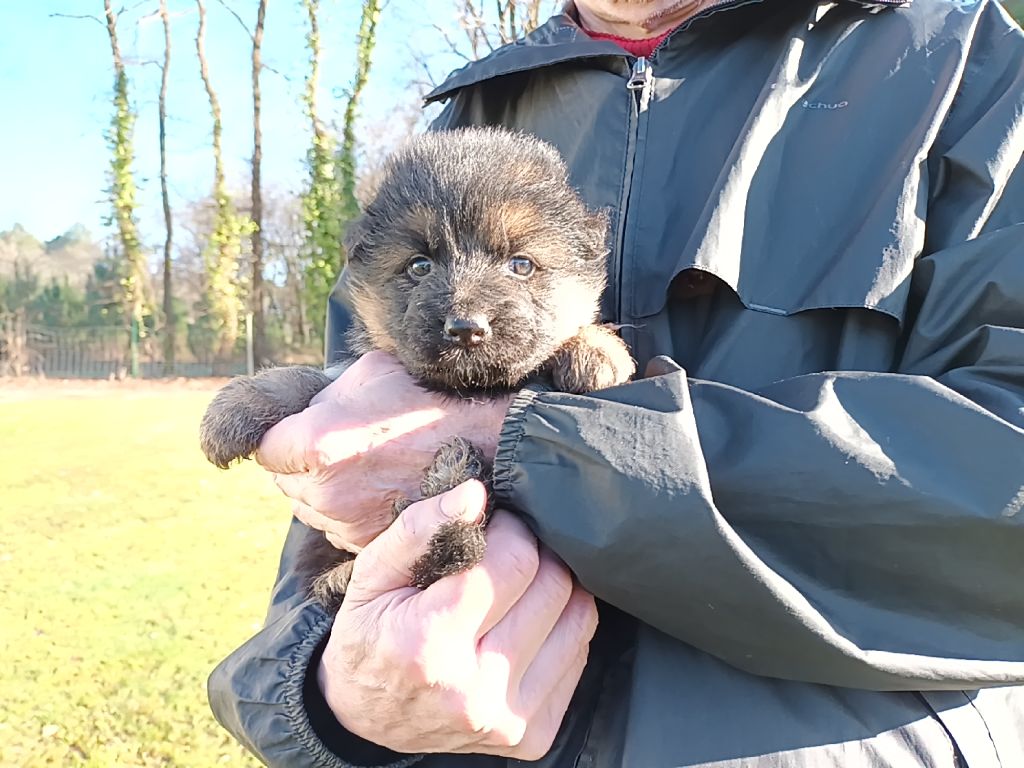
<box><xmin>626</xmin><ymin>56</ymin><xmax>652</xmax><ymax>92</ymax></box>
<box><xmin>613</xmin><ymin>0</ymin><xmax>748</xmax><ymax>340</ymax></box>
<box><xmin>610</xmin><ymin>56</ymin><xmax>654</xmax><ymax>349</ymax></box>
<box><xmin>613</xmin><ymin>0</ymin><xmax>743</xmax><ymax>332</ymax></box>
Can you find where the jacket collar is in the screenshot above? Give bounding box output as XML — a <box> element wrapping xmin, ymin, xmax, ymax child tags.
<box><xmin>424</xmin><ymin>0</ymin><xmax>912</xmax><ymax>104</ymax></box>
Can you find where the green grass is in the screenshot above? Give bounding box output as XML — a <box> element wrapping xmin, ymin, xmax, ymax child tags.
<box><xmin>0</xmin><ymin>386</ymin><xmax>290</xmax><ymax>766</ymax></box>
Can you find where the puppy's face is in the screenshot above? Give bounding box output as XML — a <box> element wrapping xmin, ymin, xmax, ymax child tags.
<box><xmin>344</xmin><ymin>129</ymin><xmax>609</xmax><ymax>394</ymax></box>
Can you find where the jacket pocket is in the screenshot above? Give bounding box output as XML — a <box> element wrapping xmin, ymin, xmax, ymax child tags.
<box><xmin>622</xmin><ymin>7</ymin><xmax>957</xmax><ymax>330</ymax></box>
<box><xmin>627</xmin><ymin>212</ymin><xmax>918</xmax><ymax>332</ymax></box>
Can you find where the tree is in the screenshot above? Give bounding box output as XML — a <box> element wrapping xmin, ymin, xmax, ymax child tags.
<box><xmin>455</xmin><ymin>0</ymin><xmax>549</xmax><ymax>56</ymax></box>
<box><xmin>250</xmin><ymin>0</ymin><xmax>270</xmax><ymax>365</ymax></box>
<box><xmin>417</xmin><ymin>0</ymin><xmax>555</xmax><ymax>87</ymax></box>
<box><xmin>299</xmin><ymin>0</ymin><xmax>343</xmax><ymax>346</ymax></box>
<box><xmin>29</xmin><ymin>279</ymin><xmax>89</xmax><ymax>328</ymax></box>
<box><xmin>338</xmin><ymin>0</ymin><xmax>381</xmax><ymax>225</ymax></box>
<box><xmin>103</xmin><ymin>0</ymin><xmax>148</xmax><ymax>372</ymax></box>
<box><xmin>0</xmin><ymin>261</ymin><xmax>40</xmax><ymax>316</ymax></box>
<box><xmin>258</xmin><ymin>188</ymin><xmax>310</xmax><ymax>355</ymax></box>
<box><xmin>158</xmin><ymin>0</ymin><xmax>175</xmax><ymax>373</ymax></box>
<box><xmin>211</xmin><ymin>0</ymin><xmax>271</xmax><ymax>363</ymax></box>
<box><xmin>301</xmin><ymin>0</ymin><xmax>382</xmax><ymax>343</ymax></box>
<box><xmin>196</xmin><ymin>0</ymin><xmax>252</xmax><ymax>362</ymax></box>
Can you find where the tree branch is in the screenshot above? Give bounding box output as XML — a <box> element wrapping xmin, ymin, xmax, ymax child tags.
<box><xmin>431</xmin><ymin>22</ymin><xmax>474</xmax><ymax>63</ymax></box>
<box><xmin>261</xmin><ymin>62</ymin><xmax>290</xmax><ymax>81</ymax></box>
<box><xmin>50</xmin><ymin>13</ymin><xmax>105</xmax><ymax>27</ymax></box>
<box><xmin>213</xmin><ymin>0</ymin><xmax>254</xmax><ymax>43</ymax></box>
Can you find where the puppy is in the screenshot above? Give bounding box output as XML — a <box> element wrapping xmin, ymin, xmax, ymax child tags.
<box><xmin>200</xmin><ymin>127</ymin><xmax>634</xmax><ymax>611</ymax></box>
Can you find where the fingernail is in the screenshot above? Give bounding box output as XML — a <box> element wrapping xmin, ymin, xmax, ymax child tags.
<box><xmin>439</xmin><ymin>480</ymin><xmax>487</xmax><ymax>524</ymax></box>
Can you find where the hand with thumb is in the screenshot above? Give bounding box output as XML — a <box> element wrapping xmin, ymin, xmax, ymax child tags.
<box><xmin>319</xmin><ymin>481</ymin><xmax>598</xmax><ymax>760</ymax></box>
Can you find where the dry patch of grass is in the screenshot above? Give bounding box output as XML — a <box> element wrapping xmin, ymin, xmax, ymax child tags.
<box><xmin>0</xmin><ymin>383</ymin><xmax>289</xmax><ymax>766</ymax></box>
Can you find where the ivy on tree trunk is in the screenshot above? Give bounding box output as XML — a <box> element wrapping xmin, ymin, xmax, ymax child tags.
<box><xmin>103</xmin><ymin>0</ymin><xmax>147</xmax><ymax>353</ymax></box>
<box><xmin>196</xmin><ymin>0</ymin><xmax>252</xmax><ymax>363</ymax></box>
<box><xmin>300</xmin><ymin>0</ymin><xmax>381</xmax><ymax>345</ymax></box>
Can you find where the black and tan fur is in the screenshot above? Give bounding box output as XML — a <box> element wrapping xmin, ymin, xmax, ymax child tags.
<box><xmin>200</xmin><ymin>127</ymin><xmax>634</xmax><ymax>611</ymax></box>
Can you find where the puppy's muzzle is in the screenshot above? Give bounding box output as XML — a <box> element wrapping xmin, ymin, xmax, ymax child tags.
<box><xmin>444</xmin><ymin>315</ymin><xmax>491</xmax><ymax>347</ymax></box>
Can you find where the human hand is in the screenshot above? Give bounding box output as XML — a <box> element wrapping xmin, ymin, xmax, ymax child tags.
<box><xmin>319</xmin><ymin>481</ymin><xmax>598</xmax><ymax>759</ymax></box>
<box><xmin>255</xmin><ymin>351</ymin><xmax>512</xmax><ymax>551</ymax></box>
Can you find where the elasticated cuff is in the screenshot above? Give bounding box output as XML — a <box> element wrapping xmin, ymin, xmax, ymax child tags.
<box><xmin>299</xmin><ymin>615</ymin><xmax>424</xmax><ymax>767</ymax></box>
<box><xmin>492</xmin><ymin>384</ymin><xmax>544</xmax><ymax>503</ymax></box>
<box><xmin>209</xmin><ymin>597</ymin><xmax>422</xmax><ymax>768</ymax></box>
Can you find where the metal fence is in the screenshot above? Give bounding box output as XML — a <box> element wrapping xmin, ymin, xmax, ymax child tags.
<box><xmin>0</xmin><ymin>310</ymin><xmax>248</xmax><ymax>379</ymax></box>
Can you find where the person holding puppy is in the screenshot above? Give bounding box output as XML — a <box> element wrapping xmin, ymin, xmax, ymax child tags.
<box><xmin>208</xmin><ymin>1</ymin><xmax>1024</xmax><ymax>766</ymax></box>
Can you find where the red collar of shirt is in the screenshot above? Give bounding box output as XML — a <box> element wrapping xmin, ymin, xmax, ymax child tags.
<box><xmin>582</xmin><ymin>27</ymin><xmax>673</xmax><ymax>58</ymax></box>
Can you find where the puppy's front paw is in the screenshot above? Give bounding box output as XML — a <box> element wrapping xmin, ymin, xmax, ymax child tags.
<box><xmin>394</xmin><ymin>438</ymin><xmax>493</xmax><ymax>589</ymax></box>
<box><xmin>199</xmin><ymin>365</ymin><xmax>332</xmax><ymax>468</ymax></box>
<box><xmin>552</xmin><ymin>324</ymin><xmax>636</xmax><ymax>394</ymax></box>
<box><xmin>310</xmin><ymin>558</ymin><xmax>355</xmax><ymax>613</ymax></box>
<box><xmin>409</xmin><ymin>519</ymin><xmax>487</xmax><ymax>589</ymax></box>
<box><xmin>297</xmin><ymin>528</ymin><xmax>357</xmax><ymax>613</ymax></box>
<box><xmin>420</xmin><ymin>437</ymin><xmax>490</xmax><ymax>498</ymax></box>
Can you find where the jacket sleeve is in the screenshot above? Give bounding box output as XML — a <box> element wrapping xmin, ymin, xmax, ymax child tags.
<box><xmin>207</xmin><ymin>276</ymin><xmax>424</xmax><ymax>767</ymax></box>
<box><xmin>493</xmin><ymin>5</ymin><xmax>1024</xmax><ymax>692</ymax></box>
<box><xmin>207</xmin><ymin>517</ymin><xmax>423</xmax><ymax>767</ymax></box>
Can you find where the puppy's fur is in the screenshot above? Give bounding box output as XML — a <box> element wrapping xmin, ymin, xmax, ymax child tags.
<box><xmin>200</xmin><ymin>128</ymin><xmax>634</xmax><ymax>611</ymax></box>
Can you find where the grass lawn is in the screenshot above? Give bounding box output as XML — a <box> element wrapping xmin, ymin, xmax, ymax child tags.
<box><xmin>0</xmin><ymin>381</ymin><xmax>291</xmax><ymax>766</ymax></box>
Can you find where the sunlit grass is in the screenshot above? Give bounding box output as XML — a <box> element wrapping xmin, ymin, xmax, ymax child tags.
<box><xmin>0</xmin><ymin>385</ymin><xmax>289</xmax><ymax>766</ymax></box>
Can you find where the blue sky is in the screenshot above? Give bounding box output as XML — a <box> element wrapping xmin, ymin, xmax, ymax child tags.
<box><xmin>0</xmin><ymin>1</ymin><xmax>461</xmax><ymax>245</ymax></box>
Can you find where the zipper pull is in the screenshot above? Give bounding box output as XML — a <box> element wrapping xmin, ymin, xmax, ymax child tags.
<box><xmin>626</xmin><ymin>56</ymin><xmax>652</xmax><ymax>91</ymax></box>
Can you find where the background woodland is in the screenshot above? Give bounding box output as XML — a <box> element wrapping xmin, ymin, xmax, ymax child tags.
<box><xmin>0</xmin><ymin>0</ymin><xmax>559</xmax><ymax>376</ymax></box>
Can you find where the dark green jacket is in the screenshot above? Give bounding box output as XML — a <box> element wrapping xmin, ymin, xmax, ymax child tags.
<box><xmin>209</xmin><ymin>1</ymin><xmax>1024</xmax><ymax>765</ymax></box>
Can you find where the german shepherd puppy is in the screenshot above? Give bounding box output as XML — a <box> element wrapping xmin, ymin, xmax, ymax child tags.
<box><xmin>200</xmin><ymin>127</ymin><xmax>634</xmax><ymax>610</ymax></box>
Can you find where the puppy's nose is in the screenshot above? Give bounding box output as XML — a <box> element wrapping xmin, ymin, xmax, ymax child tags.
<box><xmin>444</xmin><ymin>315</ymin><xmax>490</xmax><ymax>347</ymax></box>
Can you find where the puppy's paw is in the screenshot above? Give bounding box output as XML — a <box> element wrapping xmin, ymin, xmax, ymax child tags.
<box><xmin>296</xmin><ymin>528</ymin><xmax>356</xmax><ymax>613</ymax></box>
<box><xmin>552</xmin><ymin>324</ymin><xmax>635</xmax><ymax>394</ymax></box>
<box><xmin>395</xmin><ymin>439</ymin><xmax>493</xmax><ymax>589</ymax></box>
<box><xmin>409</xmin><ymin>519</ymin><xmax>487</xmax><ymax>589</ymax></box>
<box><xmin>310</xmin><ymin>557</ymin><xmax>355</xmax><ymax>613</ymax></box>
<box><xmin>392</xmin><ymin>496</ymin><xmax>413</xmax><ymax>517</ymax></box>
<box><xmin>199</xmin><ymin>365</ymin><xmax>332</xmax><ymax>468</ymax></box>
<box><xmin>420</xmin><ymin>437</ymin><xmax>490</xmax><ymax>498</ymax></box>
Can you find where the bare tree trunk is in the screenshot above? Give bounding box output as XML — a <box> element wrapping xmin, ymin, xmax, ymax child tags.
<box><xmin>103</xmin><ymin>2</ymin><xmax>122</xmax><ymax>96</ymax></box>
<box><xmin>250</xmin><ymin>0</ymin><xmax>269</xmax><ymax>366</ymax></box>
<box><xmin>159</xmin><ymin>0</ymin><xmax>175</xmax><ymax>375</ymax></box>
<box><xmin>338</xmin><ymin>0</ymin><xmax>381</xmax><ymax>223</ymax></box>
<box><xmin>305</xmin><ymin>0</ymin><xmax>325</xmax><ymax>147</ymax></box>
<box><xmin>196</xmin><ymin>0</ymin><xmax>225</xmax><ymax>203</ymax></box>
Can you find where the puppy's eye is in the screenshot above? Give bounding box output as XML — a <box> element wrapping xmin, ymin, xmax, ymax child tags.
<box><xmin>508</xmin><ymin>256</ymin><xmax>535</xmax><ymax>277</ymax></box>
<box><xmin>406</xmin><ymin>256</ymin><xmax>432</xmax><ymax>278</ymax></box>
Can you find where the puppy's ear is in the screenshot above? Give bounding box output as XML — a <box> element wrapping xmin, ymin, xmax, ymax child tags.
<box><xmin>342</xmin><ymin>213</ymin><xmax>371</xmax><ymax>263</ymax></box>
